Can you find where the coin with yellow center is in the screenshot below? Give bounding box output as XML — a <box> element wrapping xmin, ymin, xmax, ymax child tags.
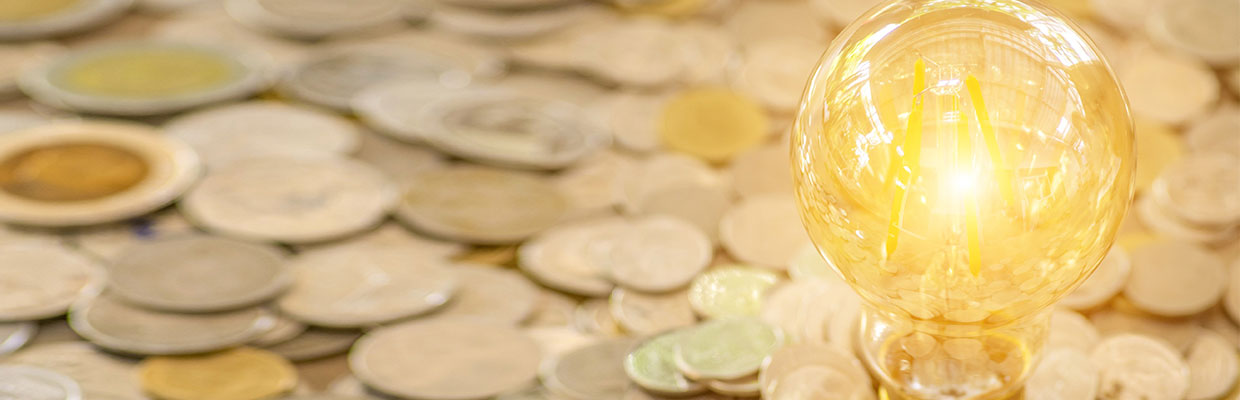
<box><xmin>140</xmin><ymin>347</ymin><xmax>298</xmax><ymax>400</ymax></box>
<box><xmin>659</xmin><ymin>88</ymin><xmax>768</xmax><ymax>163</ymax></box>
<box><xmin>0</xmin><ymin>143</ymin><xmax>148</xmax><ymax>202</ymax></box>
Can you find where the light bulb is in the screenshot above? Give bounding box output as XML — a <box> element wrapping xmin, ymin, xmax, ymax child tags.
<box><xmin>790</xmin><ymin>0</ymin><xmax>1134</xmax><ymax>399</ymax></box>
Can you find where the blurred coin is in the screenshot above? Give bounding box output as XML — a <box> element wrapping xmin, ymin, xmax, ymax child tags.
<box><xmin>0</xmin><ymin>121</ymin><xmax>201</xmax><ymax>227</ymax></box>
<box><xmin>276</xmin><ymin>246</ymin><xmax>456</xmax><ymax>328</ymax></box>
<box><xmin>297</xmin><ymin>223</ymin><xmax>464</xmax><ymax>262</ymax></box>
<box><xmin>810</xmin><ymin>0</ymin><xmax>882</xmax><ymax>29</ymax></box>
<box><xmin>1146</xmin><ymin>0</ymin><xmax>1240</xmax><ymax>66</ymax></box>
<box><xmin>1059</xmin><ymin>246</ymin><xmax>1130</xmax><ymax>310</ymax></box>
<box><xmin>1150</xmin><ymin>152</ymin><xmax>1240</xmax><ymax>227</ymax></box>
<box><xmin>542</xmin><ymin>337</ymin><xmax>636</xmax><ymax>400</ymax></box>
<box><xmin>760</xmin><ymin>343</ymin><xmax>871</xmax><ymax>400</ymax></box>
<box><xmin>1024</xmin><ymin>348</ymin><xmax>1097</xmax><ymax>400</ymax></box>
<box><xmin>592</xmin><ymin>92</ymin><xmax>666</xmax><ymax>154</ymax></box>
<box><xmin>621</xmin><ymin>153</ymin><xmax>723</xmax><ymax>214</ymax></box>
<box><xmin>519</xmin><ymin>217</ymin><xmax>622</xmax><ymax>297</ymax></box>
<box><xmin>610</xmin><ymin>288</ymin><xmax>697</xmax><ymax>335</ymax></box>
<box><xmin>630</xmin><ymin>180</ymin><xmax>730</xmax><ymax>241</ymax></box>
<box><xmin>1047</xmin><ymin>309</ymin><xmax>1099</xmax><ymax>352</ymax></box>
<box><xmin>430</xmin><ymin>3</ymin><xmax>600</xmax><ymax>41</ymax></box>
<box><xmin>660</xmin><ymin>87</ymin><xmax>768</xmax><ymax>162</ymax></box>
<box><xmin>20</xmin><ymin>41</ymin><xmax>269</xmax><ymax>116</ymax></box>
<box><xmin>140</xmin><ymin>347</ymin><xmax>297</xmax><ymax>400</ymax></box>
<box><xmin>527</xmin><ymin>289</ymin><xmax>579</xmax><ymax>327</ymax></box>
<box><xmin>1135</xmin><ymin>194</ymin><xmax>1236</xmax><ymax>244</ymax></box>
<box><xmin>249</xmin><ymin>312</ymin><xmax>306</xmax><ymax>347</ymax></box>
<box><xmin>107</xmin><ymin>235</ymin><xmax>288</xmax><ymax>313</ymax></box>
<box><xmin>0</xmin><ymin>243</ymin><xmax>102</xmax><ymax>321</ymax></box>
<box><xmin>181</xmin><ymin>156</ymin><xmax>396</xmax><ymax>244</ymax></box>
<box><xmin>729</xmin><ymin>144</ymin><xmax>794</xmax><ymax>199</ymax></box>
<box><xmin>1132</xmin><ymin>118</ymin><xmax>1183</xmax><ymax>193</ymax></box>
<box><xmin>1119</xmin><ymin>43</ymin><xmax>1218</xmax><ymax>125</ymax></box>
<box><xmin>1124</xmin><ymin>241</ymin><xmax>1226</xmax><ymax>317</ymax></box>
<box><xmin>1090</xmin><ymin>309</ymin><xmax>1203</xmax><ymax>353</ymax></box>
<box><xmin>397</xmin><ymin>166</ymin><xmax>567</xmax><ymax>244</ymax></box>
<box><xmin>731</xmin><ymin>38</ymin><xmax>823</xmax><ymax>113</ymax></box>
<box><xmin>622</xmin><ymin>389</ymin><xmax>730</xmax><ymax>400</ymax></box>
<box><xmin>6</xmin><ymin>342</ymin><xmax>144</xmax><ymax>400</ymax></box>
<box><xmin>416</xmin><ymin>90</ymin><xmax>608</xmax><ymax>170</ymax></box>
<box><xmin>720</xmin><ymin>194</ymin><xmax>809</xmax><ymax>269</ymax></box>
<box><xmin>1227</xmin><ymin>258</ymin><xmax>1240</xmax><ymax>324</ymax></box>
<box><xmin>760</xmin><ymin>280</ymin><xmax>851</xmax><ymax>345</ymax></box>
<box><xmin>625</xmin><ymin>331</ymin><xmax>706</xmax><ymax>396</ymax></box>
<box><xmin>353</xmin><ymin>80</ymin><xmax>466</xmax><ymax>143</ymax></box>
<box><xmin>350</xmin><ymin>318</ymin><xmax>541</xmax><ymax>400</ymax></box>
<box><xmin>327</xmin><ymin>375</ymin><xmax>386</xmax><ymax>399</ymax></box>
<box><xmin>0</xmin><ymin>42</ymin><xmax>60</xmax><ymax>97</ymax></box>
<box><xmin>575</xmin><ymin>298</ymin><xmax>625</xmax><ymax>337</ymax></box>
<box><xmin>613</xmin><ymin>0</ymin><xmax>716</xmax><ymax>19</ymax></box>
<box><xmin>574</xmin><ymin>19</ymin><xmax>685</xmax><ymax>88</ymax></box>
<box><xmin>0</xmin><ymin>109</ymin><xmax>53</xmax><ymax>134</ymax></box>
<box><xmin>723</xmin><ymin>0</ymin><xmax>827</xmax><ymax>48</ymax></box>
<box><xmin>674</xmin><ymin>317</ymin><xmax>782</xmax><ymax>380</ymax></box>
<box><xmin>1185</xmin><ymin>107</ymin><xmax>1240</xmax><ymax>157</ymax></box>
<box><xmin>524</xmin><ymin>326</ymin><xmax>598</xmax><ymax>360</ymax></box>
<box><xmin>554</xmin><ymin>150</ymin><xmax>633</xmax><ymax>219</ymax></box>
<box><xmin>603</xmin><ymin>216</ymin><xmax>712</xmax><ymax>293</ymax></box>
<box><xmin>676</xmin><ymin>23</ymin><xmax>735</xmax><ymax>85</ymax></box>
<box><xmin>153</xmin><ymin>7</ymin><xmax>310</xmax><ymax>69</ymax></box>
<box><xmin>1185</xmin><ymin>330</ymin><xmax>1239</xmax><ymax>400</ymax></box>
<box><xmin>0</xmin><ymin>321</ymin><xmax>34</xmax><ymax>355</ymax></box>
<box><xmin>261</xmin><ymin>328</ymin><xmax>361</xmax><ymax>362</ymax></box>
<box><xmin>433</xmin><ymin>263</ymin><xmax>538</xmax><ymax>325</ymax></box>
<box><xmin>688</xmin><ymin>265</ymin><xmax>781</xmax><ymax>319</ymax></box>
<box><xmin>353</xmin><ymin>130</ymin><xmax>447</xmax><ymax>184</ymax></box>
<box><xmin>225</xmin><ymin>0</ymin><xmax>402</xmax><ymax>39</ymax></box>
<box><xmin>1091</xmin><ymin>334</ymin><xmax>1190</xmax><ymax>400</ymax></box>
<box><xmin>0</xmin><ymin>365</ymin><xmax>81</xmax><ymax>400</ymax></box>
<box><xmin>787</xmin><ymin>244</ymin><xmax>847</xmax><ymax>284</ymax></box>
<box><xmin>165</xmin><ymin>101</ymin><xmax>360</xmax><ymax>169</ymax></box>
<box><xmin>439</xmin><ymin>0</ymin><xmax>575</xmax><ymax>11</ymax></box>
<box><xmin>0</xmin><ymin>0</ymin><xmax>131</xmax><ymax>40</ymax></box>
<box><xmin>69</xmin><ymin>293</ymin><xmax>274</xmax><ymax>355</ymax></box>
<box><xmin>68</xmin><ymin>211</ymin><xmax>195</xmax><ymax>262</ymax></box>
<box><xmin>1090</xmin><ymin>0</ymin><xmax>1156</xmax><ymax>32</ymax></box>
<box><xmin>705</xmin><ymin>375</ymin><xmax>759</xmax><ymax>397</ymax></box>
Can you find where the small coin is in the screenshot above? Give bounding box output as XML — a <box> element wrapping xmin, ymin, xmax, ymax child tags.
<box><xmin>1124</xmin><ymin>241</ymin><xmax>1227</xmax><ymax>317</ymax></box>
<box><xmin>720</xmin><ymin>194</ymin><xmax>809</xmax><ymax>269</ymax></box>
<box><xmin>1091</xmin><ymin>334</ymin><xmax>1190</xmax><ymax>400</ymax></box>
<box><xmin>397</xmin><ymin>166</ymin><xmax>567</xmax><ymax>244</ymax></box>
<box><xmin>1146</xmin><ymin>0</ymin><xmax>1240</xmax><ymax>66</ymax></box>
<box><xmin>705</xmin><ymin>374</ymin><xmax>760</xmax><ymax>397</ymax></box>
<box><xmin>1024</xmin><ymin>348</ymin><xmax>1098</xmax><ymax>400</ymax></box>
<box><xmin>0</xmin><ymin>243</ymin><xmax>103</xmax><ymax>322</ymax></box>
<box><xmin>107</xmin><ymin>235</ymin><xmax>289</xmax><ymax>313</ymax></box>
<box><xmin>350</xmin><ymin>318</ymin><xmax>541</xmax><ymax>400</ymax></box>
<box><xmin>542</xmin><ymin>337</ymin><xmax>637</xmax><ymax>400</ymax></box>
<box><xmin>1185</xmin><ymin>330</ymin><xmax>1240</xmax><ymax>400</ymax></box>
<box><xmin>6</xmin><ymin>342</ymin><xmax>144</xmax><ymax>400</ymax></box>
<box><xmin>249</xmin><ymin>312</ymin><xmax>306</xmax><ymax>347</ymax></box>
<box><xmin>0</xmin><ymin>365</ymin><xmax>82</xmax><ymax>400</ymax></box>
<box><xmin>1185</xmin><ymin>107</ymin><xmax>1240</xmax><ymax>157</ymax></box>
<box><xmin>729</xmin><ymin>143</ymin><xmax>794</xmax><ymax>199</ymax></box>
<box><xmin>261</xmin><ymin>328</ymin><xmax>361</xmax><ymax>362</ymax></box>
<box><xmin>731</xmin><ymin>38</ymin><xmax>823</xmax><ymax>112</ymax></box>
<box><xmin>1135</xmin><ymin>194</ymin><xmax>1237</xmax><ymax>244</ymax></box>
<box><xmin>674</xmin><ymin>317</ymin><xmax>783</xmax><ymax>380</ymax></box>
<box><xmin>69</xmin><ymin>292</ymin><xmax>274</xmax><ymax>356</ymax></box>
<box><xmin>1150</xmin><ymin>152</ymin><xmax>1240</xmax><ymax>227</ymax></box>
<box><xmin>224</xmin><ymin>0</ymin><xmax>403</xmax><ymax>39</ymax></box>
<box><xmin>0</xmin><ymin>121</ymin><xmax>201</xmax><ymax>227</ymax></box>
<box><xmin>1047</xmin><ymin>309</ymin><xmax>1100</xmax><ymax>353</ymax></box>
<box><xmin>520</xmin><ymin>216</ymin><xmax>624</xmax><ymax>296</ymax></box>
<box><xmin>602</xmin><ymin>216</ymin><xmax>712</xmax><ymax>293</ymax></box>
<box><xmin>0</xmin><ymin>0</ymin><xmax>130</xmax><ymax>40</ymax></box>
<box><xmin>1119</xmin><ymin>43</ymin><xmax>1219</xmax><ymax>125</ymax></box>
<box><xmin>140</xmin><ymin>347</ymin><xmax>297</xmax><ymax>400</ymax></box>
<box><xmin>353</xmin><ymin>79</ymin><xmax>468</xmax><ymax>143</ymax></box>
<box><xmin>1089</xmin><ymin>309</ymin><xmax>1203</xmax><ymax>353</ymax></box>
<box><xmin>629</xmin><ymin>180</ymin><xmax>731</xmax><ymax>241</ymax></box>
<box><xmin>0</xmin><ymin>320</ymin><xmax>34</xmax><ymax>355</ymax></box>
<box><xmin>181</xmin><ymin>156</ymin><xmax>397</xmax><ymax>244</ymax></box>
<box><xmin>276</xmin><ymin>246</ymin><xmax>456</xmax><ymax>328</ymax></box>
<box><xmin>1059</xmin><ymin>246</ymin><xmax>1130</xmax><ymax>310</ymax></box>
<box><xmin>609</xmin><ymin>288</ymin><xmax>697</xmax><ymax>336</ymax></box>
<box><xmin>620</xmin><ymin>153</ymin><xmax>724</xmax><ymax>214</ymax></box>
<box><xmin>165</xmin><ymin>101</ymin><xmax>360</xmax><ymax>168</ymax></box>
<box><xmin>432</xmin><ymin>263</ymin><xmax>539</xmax><ymax>325</ymax></box>
<box><xmin>759</xmin><ymin>280</ymin><xmax>853</xmax><ymax>345</ymax></box>
<box><xmin>625</xmin><ymin>331</ymin><xmax>706</xmax><ymax>396</ymax></box>
<box><xmin>759</xmin><ymin>343</ymin><xmax>871</xmax><ymax>400</ymax></box>
<box><xmin>574</xmin><ymin>19</ymin><xmax>684</xmax><ymax>87</ymax></box>
<box><xmin>688</xmin><ymin>265</ymin><xmax>781</xmax><ymax>319</ymax></box>
<box><xmin>659</xmin><ymin>87</ymin><xmax>768</xmax><ymax>162</ymax></box>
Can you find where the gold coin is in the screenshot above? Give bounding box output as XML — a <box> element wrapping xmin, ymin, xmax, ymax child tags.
<box><xmin>1133</xmin><ymin>117</ymin><xmax>1182</xmax><ymax>193</ymax></box>
<box><xmin>57</xmin><ymin>48</ymin><xmax>236</xmax><ymax>98</ymax></box>
<box><xmin>0</xmin><ymin>143</ymin><xmax>148</xmax><ymax>202</ymax></box>
<box><xmin>139</xmin><ymin>347</ymin><xmax>298</xmax><ymax>400</ymax></box>
<box><xmin>660</xmin><ymin>88</ymin><xmax>768</xmax><ymax>163</ymax></box>
<box><xmin>0</xmin><ymin>0</ymin><xmax>78</xmax><ymax>21</ymax></box>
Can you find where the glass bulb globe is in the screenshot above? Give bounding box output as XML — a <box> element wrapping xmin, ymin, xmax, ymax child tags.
<box><xmin>791</xmin><ymin>0</ymin><xmax>1134</xmax><ymax>398</ymax></box>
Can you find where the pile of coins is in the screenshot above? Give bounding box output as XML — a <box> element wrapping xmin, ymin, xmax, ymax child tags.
<box><xmin>0</xmin><ymin>0</ymin><xmax>1235</xmax><ymax>399</ymax></box>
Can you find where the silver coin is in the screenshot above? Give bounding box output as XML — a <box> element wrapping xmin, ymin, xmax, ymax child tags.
<box><xmin>224</xmin><ymin>0</ymin><xmax>404</xmax><ymax>39</ymax></box>
<box><xmin>4</xmin><ymin>342</ymin><xmax>144</xmax><ymax>400</ymax></box>
<box><xmin>1091</xmin><ymin>334</ymin><xmax>1190</xmax><ymax>400</ymax></box>
<box><xmin>431</xmin><ymin>263</ymin><xmax>539</xmax><ymax>325</ymax></box>
<box><xmin>0</xmin><ymin>321</ymin><xmax>35</xmax><ymax>356</ymax></box>
<box><xmin>0</xmin><ymin>0</ymin><xmax>131</xmax><ymax>40</ymax></box>
<box><xmin>541</xmin><ymin>337</ymin><xmax>637</xmax><ymax>400</ymax></box>
<box><xmin>396</xmin><ymin>166</ymin><xmax>568</xmax><ymax>245</ymax></box>
<box><xmin>68</xmin><ymin>292</ymin><xmax>275</xmax><ymax>356</ymax></box>
<box><xmin>0</xmin><ymin>243</ymin><xmax>104</xmax><ymax>322</ymax></box>
<box><xmin>1146</xmin><ymin>0</ymin><xmax>1240</xmax><ymax>66</ymax></box>
<box><xmin>0</xmin><ymin>365</ymin><xmax>82</xmax><ymax>400</ymax></box>
<box><xmin>164</xmin><ymin>101</ymin><xmax>361</xmax><ymax>169</ymax></box>
<box><xmin>1024</xmin><ymin>348</ymin><xmax>1097</xmax><ymax>400</ymax></box>
<box><xmin>280</xmin><ymin>42</ymin><xmax>480</xmax><ymax>111</ymax></box>
<box><xmin>261</xmin><ymin>328</ymin><xmax>362</xmax><ymax>362</ymax></box>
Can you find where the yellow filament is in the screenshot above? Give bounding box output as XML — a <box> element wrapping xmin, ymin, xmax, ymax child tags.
<box><xmin>884</xmin><ymin>58</ymin><xmax>926</xmax><ymax>259</ymax></box>
<box><xmin>965</xmin><ymin>75</ymin><xmax>1014</xmax><ymax>205</ymax></box>
<box><xmin>954</xmin><ymin>95</ymin><xmax>982</xmax><ymax>276</ymax></box>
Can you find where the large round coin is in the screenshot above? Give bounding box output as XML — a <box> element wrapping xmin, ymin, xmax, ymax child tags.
<box><xmin>68</xmin><ymin>293</ymin><xmax>275</xmax><ymax>356</ymax></box>
<box><xmin>396</xmin><ymin>166</ymin><xmax>567</xmax><ymax>244</ymax></box>
<box><xmin>0</xmin><ymin>0</ymin><xmax>131</xmax><ymax>40</ymax></box>
<box><xmin>20</xmin><ymin>41</ymin><xmax>269</xmax><ymax>116</ymax></box>
<box><xmin>180</xmin><ymin>156</ymin><xmax>396</xmax><ymax>244</ymax></box>
<box><xmin>350</xmin><ymin>318</ymin><xmax>541</xmax><ymax>400</ymax></box>
<box><xmin>164</xmin><ymin>101</ymin><xmax>361</xmax><ymax>169</ymax></box>
<box><xmin>0</xmin><ymin>121</ymin><xmax>201</xmax><ymax>227</ymax></box>
<box><xmin>0</xmin><ymin>243</ymin><xmax>103</xmax><ymax>321</ymax></box>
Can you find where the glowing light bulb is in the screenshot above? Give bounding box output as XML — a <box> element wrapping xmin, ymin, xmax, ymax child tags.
<box><xmin>791</xmin><ymin>0</ymin><xmax>1134</xmax><ymax>398</ymax></box>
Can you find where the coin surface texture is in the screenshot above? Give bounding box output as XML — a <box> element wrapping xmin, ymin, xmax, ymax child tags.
<box><xmin>139</xmin><ymin>347</ymin><xmax>298</xmax><ymax>400</ymax></box>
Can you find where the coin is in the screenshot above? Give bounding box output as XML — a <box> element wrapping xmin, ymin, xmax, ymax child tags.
<box><xmin>594</xmin><ymin>91</ymin><xmax>667</xmax><ymax>153</ymax></box>
<box><xmin>705</xmin><ymin>374</ymin><xmax>760</xmax><ymax>397</ymax></box>
<box><xmin>438</xmin><ymin>0</ymin><xmax>576</xmax><ymax>11</ymax></box>
<box><xmin>0</xmin><ymin>0</ymin><xmax>131</xmax><ymax>40</ymax></box>
<box><xmin>659</xmin><ymin>87</ymin><xmax>768</xmax><ymax>162</ymax></box>
<box><xmin>165</xmin><ymin>101</ymin><xmax>361</xmax><ymax>168</ymax></box>
<box><xmin>276</xmin><ymin>246</ymin><xmax>457</xmax><ymax>328</ymax></box>
<box><xmin>760</xmin><ymin>343</ymin><xmax>871</xmax><ymax>400</ymax></box>
<box><xmin>0</xmin><ymin>321</ymin><xmax>34</xmax><ymax>355</ymax></box>
<box><xmin>20</xmin><ymin>41</ymin><xmax>269</xmax><ymax>116</ymax></box>
<box><xmin>352</xmin><ymin>129</ymin><xmax>447</xmax><ymax>184</ymax></box>
<box><xmin>524</xmin><ymin>326</ymin><xmax>598</xmax><ymax>360</ymax></box>
<box><xmin>0</xmin><ymin>365</ymin><xmax>82</xmax><ymax>400</ymax></box>
<box><xmin>296</xmin><ymin>223</ymin><xmax>464</xmax><ymax>262</ymax></box>
<box><xmin>602</xmin><ymin>216</ymin><xmax>712</xmax><ymax>293</ymax></box>
<box><xmin>1059</xmin><ymin>246</ymin><xmax>1130</xmax><ymax>310</ymax></box>
<box><xmin>415</xmin><ymin>89</ymin><xmax>609</xmax><ymax>170</ymax></box>
<box><xmin>1150</xmin><ymin>152</ymin><xmax>1240</xmax><ymax>227</ymax></box>
<box><xmin>350</xmin><ymin>318</ymin><xmax>541</xmax><ymax>400</ymax></box>
<box><xmin>1047</xmin><ymin>309</ymin><xmax>1099</xmax><ymax>353</ymax></box>
<box><xmin>760</xmin><ymin>280</ymin><xmax>853</xmax><ymax>345</ymax></box>
<box><xmin>68</xmin><ymin>292</ymin><xmax>274</xmax><ymax>355</ymax></box>
<box><xmin>1119</xmin><ymin>42</ymin><xmax>1219</xmax><ymax>125</ymax></box>
<box><xmin>676</xmin><ymin>23</ymin><xmax>734</xmax><ymax>85</ymax></box>
<box><xmin>1135</xmin><ymin>194</ymin><xmax>1237</xmax><ymax>244</ymax></box>
<box><xmin>1185</xmin><ymin>330</ymin><xmax>1240</xmax><ymax>399</ymax></box>
<box><xmin>575</xmin><ymin>298</ymin><xmax>625</xmax><ymax>337</ymax></box>
<box><xmin>68</xmin><ymin>210</ymin><xmax>196</xmax><ymax>262</ymax></box>
<box><xmin>620</xmin><ymin>153</ymin><xmax>723</xmax><ymax>214</ymax></box>
<box><xmin>731</xmin><ymin>38</ymin><xmax>823</xmax><ymax>112</ymax></box>
<box><xmin>432</xmin><ymin>263</ymin><xmax>539</xmax><ymax>325</ymax></box>
<box><xmin>729</xmin><ymin>143</ymin><xmax>794</xmax><ymax>199</ymax></box>
<box><xmin>527</xmin><ymin>289</ymin><xmax>579</xmax><ymax>327</ymax></box>
<box><xmin>140</xmin><ymin>347</ymin><xmax>297</xmax><ymax>400</ymax></box>
<box><xmin>810</xmin><ymin>0</ymin><xmax>882</xmax><ymax>28</ymax></box>
<box><xmin>609</xmin><ymin>288</ymin><xmax>697</xmax><ymax>336</ymax></box>
<box><xmin>1185</xmin><ymin>107</ymin><xmax>1240</xmax><ymax>157</ymax></box>
<box><xmin>429</xmin><ymin>3</ymin><xmax>600</xmax><ymax>41</ymax></box>
<box><xmin>1146</xmin><ymin>0</ymin><xmax>1240</xmax><ymax>66</ymax></box>
<box><xmin>248</xmin><ymin>312</ymin><xmax>306</xmax><ymax>347</ymax></box>
<box><xmin>574</xmin><ymin>19</ymin><xmax>684</xmax><ymax>87</ymax></box>
<box><xmin>1124</xmin><ymin>241</ymin><xmax>1227</xmax><ymax>317</ymax></box>
<box><xmin>688</xmin><ymin>265</ymin><xmax>781</xmax><ymax>319</ymax></box>
<box><xmin>224</xmin><ymin>0</ymin><xmax>403</xmax><ymax>39</ymax></box>
<box><xmin>0</xmin><ymin>121</ymin><xmax>201</xmax><ymax>227</ymax></box>
<box><xmin>1090</xmin><ymin>309</ymin><xmax>1203</xmax><ymax>353</ymax></box>
<box><xmin>1089</xmin><ymin>0</ymin><xmax>1155</xmax><ymax>32</ymax></box>
<box><xmin>1133</xmin><ymin>118</ymin><xmax>1184</xmax><ymax>193</ymax></box>
<box><xmin>720</xmin><ymin>194</ymin><xmax>810</xmax><ymax>269</ymax></box>
<box><xmin>625</xmin><ymin>331</ymin><xmax>706</xmax><ymax>396</ymax></box>
<box><xmin>629</xmin><ymin>180</ymin><xmax>731</xmax><ymax>241</ymax></box>
<box><xmin>723</xmin><ymin>0</ymin><xmax>828</xmax><ymax>49</ymax></box>
<box><xmin>1024</xmin><ymin>348</ymin><xmax>1098</xmax><ymax>400</ymax></box>
<box><xmin>397</xmin><ymin>166</ymin><xmax>567</xmax><ymax>244</ymax></box>
<box><xmin>1091</xmin><ymin>334</ymin><xmax>1190</xmax><ymax>400</ymax></box>
<box><xmin>6</xmin><ymin>342</ymin><xmax>145</xmax><ymax>400</ymax></box>
<box><xmin>181</xmin><ymin>156</ymin><xmax>397</xmax><ymax>244</ymax></box>
<box><xmin>353</xmin><ymin>79</ymin><xmax>468</xmax><ymax>143</ymax></box>
<box><xmin>260</xmin><ymin>328</ymin><xmax>361</xmax><ymax>362</ymax></box>
<box><xmin>674</xmin><ymin>317</ymin><xmax>783</xmax><ymax>380</ymax></box>
<box><xmin>554</xmin><ymin>150</ymin><xmax>634</xmax><ymax>219</ymax></box>
<box><xmin>0</xmin><ymin>243</ymin><xmax>103</xmax><ymax>322</ymax></box>
<box><xmin>153</xmin><ymin>6</ymin><xmax>310</xmax><ymax>68</ymax></box>
<box><xmin>542</xmin><ymin>337</ymin><xmax>637</xmax><ymax>400</ymax></box>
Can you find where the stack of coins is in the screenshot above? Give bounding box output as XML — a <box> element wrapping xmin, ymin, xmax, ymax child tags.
<box><xmin>0</xmin><ymin>0</ymin><xmax>1235</xmax><ymax>399</ymax></box>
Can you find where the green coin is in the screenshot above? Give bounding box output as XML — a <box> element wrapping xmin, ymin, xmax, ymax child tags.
<box><xmin>623</xmin><ymin>331</ymin><xmax>704</xmax><ymax>395</ymax></box>
<box><xmin>687</xmin><ymin>265</ymin><xmax>780</xmax><ymax>318</ymax></box>
<box><xmin>673</xmin><ymin>317</ymin><xmax>783</xmax><ymax>380</ymax></box>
